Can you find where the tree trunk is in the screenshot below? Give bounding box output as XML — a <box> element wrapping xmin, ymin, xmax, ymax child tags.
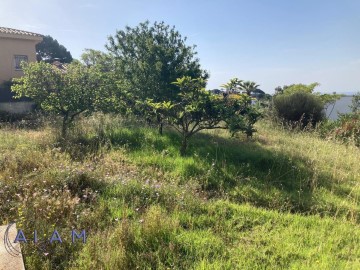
<box><xmin>61</xmin><ymin>114</ymin><xmax>69</xmax><ymax>138</ymax></box>
<box><xmin>157</xmin><ymin>114</ymin><xmax>163</xmax><ymax>135</ymax></box>
<box><xmin>158</xmin><ymin>123</ymin><xmax>163</xmax><ymax>136</ymax></box>
<box><xmin>180</xmin><ymin>136</ymin><xmax>187</xmax><ymax>156</ymax></box>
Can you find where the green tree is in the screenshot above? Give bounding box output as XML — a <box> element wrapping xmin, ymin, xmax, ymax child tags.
<box><xmin>79</xmin><ymin>49</ymin><xmax>129</xmax><ymax>114</ymax></box>
<box><xmin>147</xmin><ymin>77</ymin><xmax>261</xmax><ymax>155</ymax></box>
<box><xmin>280</xmin><ymin>83</ymin><xmax>319</xmax><ymax>95</ymax></box>
<box><xmin>11</xmin><ymin>61</ymin><xmax>101</xmax><ymax>136</ymax></box>
<box><xmin>36</xmin><ymin>35</ymin><xmax>73</xmax><ymax>63</ymax></box>
<box><xmin>168</xmin><ymin>77</ymin><xmax>223</xmax><ymax>155</ymax></box>
<box><xmin>81</xmin><ymin>49</ymin><xmax>114</xmax><ymax>71</ymax></box>
<box><xmin>107</xmin><ymin>21</ymin><xmax>208</xmax><ymax>101</ymax></box>
<box><xmin>106</xmin><ymin>21</ymin><xmax>208</xmax><ymax>133</ymax></box>
<box><xmin>223</xmin><ymin>95</ymin><xmax>262</xmax><ymax>138</ymax></box>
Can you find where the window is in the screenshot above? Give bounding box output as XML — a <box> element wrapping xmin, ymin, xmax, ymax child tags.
<box><xmin>14</xmin><ymin>55</ymin><xmax>28</xmax><ymax>70</ymax></box>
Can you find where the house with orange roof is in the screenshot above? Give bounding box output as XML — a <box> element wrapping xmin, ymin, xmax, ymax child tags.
<box><xmin>0</xmin><ymin>27</ymin><xmax>43</xmax><ymax>115</ymax></box>
<box><xmin>0</xmin><ymin>27</ymin><xmax>43</xmax><ymax>83</ymax></box>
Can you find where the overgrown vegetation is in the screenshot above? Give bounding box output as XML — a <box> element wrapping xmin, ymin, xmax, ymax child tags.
<box><xmin>320</xmin><ymin>92</ymin><xmax>360</xmax><ymax>147</ymax></box>
<box><xmin>0</xmin><ymin>116</ymin><xmax>359</xmax><ymax>269</ymax></box>
<box><xmin>1</xmin><ymin>20</ymin><xmax>359</xmax><ymax>269</ymax></box>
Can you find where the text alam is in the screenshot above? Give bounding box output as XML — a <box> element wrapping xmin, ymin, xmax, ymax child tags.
<box><xmin>13</xmin><ymin>229</ymin><xmax>86</xmax><ymax>244</ymax></box>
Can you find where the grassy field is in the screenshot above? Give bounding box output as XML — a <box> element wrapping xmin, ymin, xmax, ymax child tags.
<box><xmin>0</xmin><ymin>115</ymin><xmax>359</xmax><ymax>269</ymax></box>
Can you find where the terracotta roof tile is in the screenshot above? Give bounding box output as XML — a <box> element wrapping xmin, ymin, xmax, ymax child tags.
<box><xmin>0</xmin><ymin>27</ymin><xmax>43</xmax><ymax>37</ymax></box>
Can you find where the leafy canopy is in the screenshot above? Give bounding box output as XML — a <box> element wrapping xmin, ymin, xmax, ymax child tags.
<box><xmin>272</xmin><ymin>91</ymin><xmax>325</xmax><ymax>127</ymax></box>
<box><xmin>106</xmin><ymin>21</ymin><xmax>208</xmax><ymax>102</ymax></box>
<box><xmin>145</xmin><ymin>76</ymin><xmax>262</xmax><ymax>155</ymax></box>
<box><xmin>274</xmin><ymin>83</ymin><xmax>342</xmax><ymax>116</ymax></box>
<box><xmin>36</xmin><ymin>35</ymin><xmax>73</xmax><ymax>63</ymax></box>
<box><xmin>11</xmin><ymin>61</ymin><xmax>101</xmax><ymax>136</ymax></box>
<box><xmin>239</xmin><ymin>81</ymin><xmax>261</xmax><ymax>96</ymax></box>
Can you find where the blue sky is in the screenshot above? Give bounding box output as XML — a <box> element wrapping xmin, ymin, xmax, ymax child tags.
<box><xmin>1</xmin><ymin>0</ymin><xmax>359</xmax><ymax>93</ymax></box>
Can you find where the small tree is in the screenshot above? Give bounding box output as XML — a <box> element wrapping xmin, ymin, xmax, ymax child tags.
<box><xmin>169</xmin><ymin>77</ymin><xmax>224</xmax><ymax>155</ymax></box>
<box><xmin>148</xmin><ymin>77</ymin><xmax>262</xmax><ymax>155</ymax></box>
<box><xmin>223</xmin><ymin>95</ymin><xmax>262</xmax><ymax>138</ymax></box>
<box><xmin>139</xmin><ymin>99</ymin><xmax>173</xmax><ymax>135</ymax></box>
<box><xmin>11</xmin><ymin>61</ymin><xmax>101</xmax><ymax>136</ymax></box>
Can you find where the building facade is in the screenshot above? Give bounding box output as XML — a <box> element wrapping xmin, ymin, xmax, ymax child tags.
<box><xmin>0</xmin><ymin>27</ymin><xmax>43</xmax><ymax>83</ymax></box>
<box><xmin>0</xmin><ymin>27</ymin><xmax>42</xmax><ymax>115</ymax></box>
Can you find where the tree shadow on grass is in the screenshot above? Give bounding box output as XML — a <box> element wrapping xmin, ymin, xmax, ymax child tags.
<box><xmin>184</xmin><ymin>132</ymin><xmax>358</xmax><ymax>219</ymax></box>
<box><xmin>85</xmin><ymin>126</ymin><xmax>357</xmax><ymax>219</ymax></box>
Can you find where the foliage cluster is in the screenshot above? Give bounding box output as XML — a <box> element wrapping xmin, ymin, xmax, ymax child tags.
<box><xmin>11</xmin><ymin>61</ymin><xmax>104</xmax><ymax>137</ymax></box>
<box><xmin>272</xmin><ymin>91</ymin><xmax>325</xmax><ymax>127</ymax></box>
<box><xmin>36</xmin><ymin>35</ymin><xmax>73</xmax><ymax>63</ymax></box>
<box><xmin>106</xmin><ymin>21</ymin><xmax>208</xmax><ymax>103</ymax></box>
<box><xmin>143</xmin><ymin>77</ymin><xmax>262</xmax><ymax>155</ymax></box>
<box><xmin>271</xmin><ymin>83</ymin><xmax>341</xmax><ymax>128</ymax></box>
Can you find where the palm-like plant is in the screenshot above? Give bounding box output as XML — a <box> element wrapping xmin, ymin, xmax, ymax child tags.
<box><xmin>239</xmin><ymin>81</ymin><xmax>260</xmax><ymax>96</ymax></box>
<box><xmin>221</xmin><ymin>78</ymin><xmax>242</xmax><ymax>94</ymax></box>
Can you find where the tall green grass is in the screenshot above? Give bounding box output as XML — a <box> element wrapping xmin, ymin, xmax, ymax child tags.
<box><xmin>0</xmin><ymin>115</ymin><xmax>359</xmax><ymax>269</ymax></box>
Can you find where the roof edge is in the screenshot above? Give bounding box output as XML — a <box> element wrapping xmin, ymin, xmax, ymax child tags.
<box><xmin>0</xmin><ymin>27</ymin><xmax>43</xmax><ymax>38</ymax></box>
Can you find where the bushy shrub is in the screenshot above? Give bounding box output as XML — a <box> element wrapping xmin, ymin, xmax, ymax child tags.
<box><xmin>319</xmin><ymin>93</ymin><xmax>360</xmax><ymax>147</ymax></box>
<box><xmin>272</xmin><ymin>91</ymin><xmax>325</xmax><ymax>128</ymax></box>
<box><xmin>322</xmin><ymin>112</ymin><xmax>360</xmax><ymax>147</ymax></box>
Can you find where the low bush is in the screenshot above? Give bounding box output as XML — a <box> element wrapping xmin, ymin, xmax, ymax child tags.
<box><xmin>321</xmin><ymin>112</ymin><xmax>360</xmax><ymax>147</ymax></box>
<box><xmin>272</xmin><ymin>91</ymin><xmax>325</xmax><ymax>128</ymax></box>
